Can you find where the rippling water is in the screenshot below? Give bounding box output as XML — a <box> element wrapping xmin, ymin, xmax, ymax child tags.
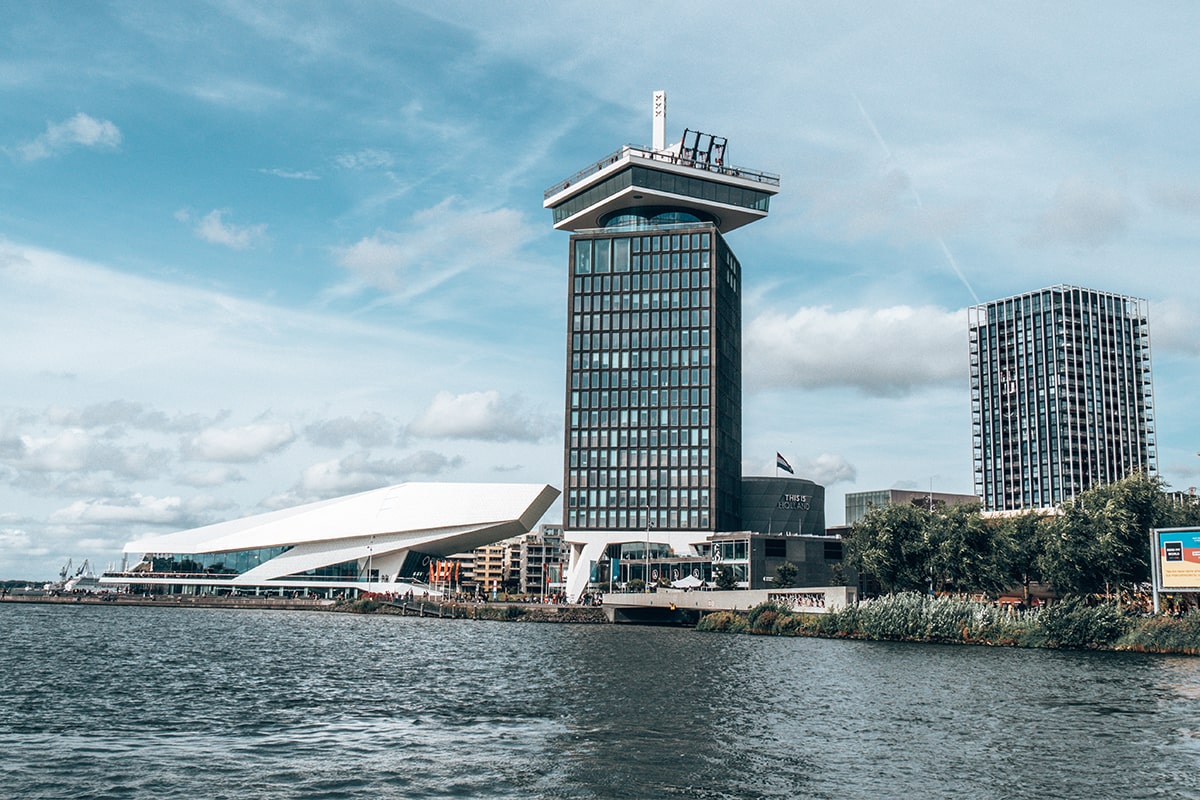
<box><xmin>3</xmin><ymin>603</ymin><xmax>1200</xmax><ymax>799</ymax></box>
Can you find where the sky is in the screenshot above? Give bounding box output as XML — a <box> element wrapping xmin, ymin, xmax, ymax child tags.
<box><xmin>2</xmin><ymin>2</ymin><xmax>1199</xmax><ymax>580</ymax></box>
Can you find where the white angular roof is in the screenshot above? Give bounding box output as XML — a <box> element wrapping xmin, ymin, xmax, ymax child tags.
<box><xmin>125</xmin><ymin>482</ymin><xmax>560</xmax><ymax>556</ymax></box>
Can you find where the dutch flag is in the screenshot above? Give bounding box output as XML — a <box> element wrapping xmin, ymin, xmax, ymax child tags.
<box><xmin>776</xmin><ymin>452</ymin><xmax>794</xmax><ymax>474</ymax></box>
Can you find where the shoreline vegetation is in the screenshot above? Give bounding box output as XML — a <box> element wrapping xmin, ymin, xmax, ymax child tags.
<box><xmin>0</xmin><ymin>591</ymin><xmax>610</xmax><ymax>624</ymax></box>
<box><xmin>696</xmin><ymin>593</ymin><xmax>1200</xmax><ymax>655</ymax></box>
<box><xmin>333</xmin><ymin>595</ymin><xmax>608</xmax><ymax>623</ymax></box>
<box><xmin>7</xmin><ymin>590</ymin><xmax>1200</xmax><ymax>654</ymax></box>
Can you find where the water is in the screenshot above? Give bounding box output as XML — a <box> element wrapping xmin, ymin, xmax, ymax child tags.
<box><xmin>3</xmin><ymin>603</ymin><xmax>1200</xmax><ymax>799</ymax></box>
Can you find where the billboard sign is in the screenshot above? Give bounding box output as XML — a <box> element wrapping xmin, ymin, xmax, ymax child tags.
<box><xmin>1153</xmin><ymin>528</ymin><xmax>1200</xmax><ymax>592</ymax></box>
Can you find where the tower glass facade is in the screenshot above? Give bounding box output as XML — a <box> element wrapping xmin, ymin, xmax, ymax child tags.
<box><xmin>544</xmin><ymin>95</ymin><xmax>780</xmax><ymax>599</ymax></box>
<box><xmin>563</xmin><ymin>223</ymin><xmax>743</xmax><ymax>532</ymax></box>
<box><xmin>969</xmin><ymin>285</ymin><xmax>1156</xmax><ymax>511</ymax></box>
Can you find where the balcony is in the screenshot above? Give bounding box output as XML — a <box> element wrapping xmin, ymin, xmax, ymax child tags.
<box><xmin>544</xmin><ymin>143</ymin><xmax>780</xmax><ymax>200</ymax></box>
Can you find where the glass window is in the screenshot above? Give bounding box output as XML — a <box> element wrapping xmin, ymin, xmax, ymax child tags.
<box><xmin>575</xmin><ymin>239</ymin><xmax>592</xmax><ymax>274</ymax></box>
<box><xmin>595</xmin><ymin>238</ymin><xmax>611</xmax><ymax>273</ymax></box>
<box><xmin>614</xmin><ymin>238</ymin><xmax>630</xmax><ymax>272</ymax></box>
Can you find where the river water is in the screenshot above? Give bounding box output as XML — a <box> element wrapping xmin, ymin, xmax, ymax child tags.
<box><xmin>2</xmin><ymin>603</ymin><xmax>1199</xmax><ymax>799</ymax></box>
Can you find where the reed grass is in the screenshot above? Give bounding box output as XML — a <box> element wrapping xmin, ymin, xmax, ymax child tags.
<box><xmin>697</xmin><ymin>593</ymin><xmax>1200</xmax><ymax>655</ymax></box>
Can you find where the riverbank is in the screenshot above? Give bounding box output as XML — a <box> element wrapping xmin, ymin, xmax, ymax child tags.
<box><xmin>697</xmin><ymin>592</ymin><xmax>1200</xmax><ymax>655</ymax></box>
<box><xmin>335</xmin><ymin>595</ymin><xmax>608</xmax><ymax>623</ymax></box>
<box><xmin>0</xmin><ymin>592</ymin><xmax>609</xmax><ymax>623</ymax></box>
<box><xmin>0</xmin><ymin>592</ymin><xmax>335</xmax><ymax>611</ymax></box>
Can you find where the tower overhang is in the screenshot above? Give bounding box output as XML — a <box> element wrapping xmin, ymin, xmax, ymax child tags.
<box><xmin>544</xmin><ymin>145</ymin><xmax>779</xmax><ymax>235</ymax></box>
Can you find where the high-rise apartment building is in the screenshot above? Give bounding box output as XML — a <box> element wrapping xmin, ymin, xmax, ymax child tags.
<box><xmin>546</xmin><ymin>93</ymin><xmax>779</xmax><ymax>599</ymax></box>
<box><xmin>969</xmin><ymin>285</ymin><xmax>1156</xmax><ymax>511</ymax></box>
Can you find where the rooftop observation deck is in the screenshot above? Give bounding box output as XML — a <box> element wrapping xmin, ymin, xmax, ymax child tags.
<box><xmin>544</xmin><ymin>143</ymin><xmax>780</xmax><ymax>201</ymax></box>
<box><xmin>544</xmin><ymin>143</ymin><xmax>780</xmax><ymax>234</ymax></box>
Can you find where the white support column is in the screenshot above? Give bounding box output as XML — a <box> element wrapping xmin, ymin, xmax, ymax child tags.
<box><xmin>565</xmin><ymin>537</ymin><xmax>608</xmax><ymax>602</ymax></box>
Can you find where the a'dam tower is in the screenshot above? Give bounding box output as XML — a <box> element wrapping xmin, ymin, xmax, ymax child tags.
<box><xmin>544</xmin><ymin>92</ymin><xmax>779</xmax><ymax>600</ymax></box>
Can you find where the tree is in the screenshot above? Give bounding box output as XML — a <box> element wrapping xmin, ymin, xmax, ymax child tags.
<box><xmin>1038</xmin><ymin>472</ymin><xmax>1170</xmax><ymax>598</ymax></box>
<box><xmin>714</xmin><ymin>565</ymin><xmax>738</xmax><ymax>591</ymax></box>
<box><xmin>994</xmin><ymin>512</ymin><xmax>1046</xmax><ymax>602</ymax></box>
<box><xmin>1039</xmin><ymin>498</ymin><xmax>1126</xmax><ymax>597</ymax></box>
<box><xmin>927</xmin><ymin>501</ymin><xmax>1008</xmax><ymax>594</ymax></box>
<box><xmin>774</xmin><ymin>561</ymin><xmax>797</xmax><ymax>588</ymax></box>
<box><xmin>845</xmin><ymin>502</ymin><xmax>935</xmax><ymax>594</ymax></box>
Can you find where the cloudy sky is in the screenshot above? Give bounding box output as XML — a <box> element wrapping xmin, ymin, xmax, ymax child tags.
<box><xmin>3</xmin><ymin>2</ymin><xmax>1199</xmax><ymax>579</ymax></box>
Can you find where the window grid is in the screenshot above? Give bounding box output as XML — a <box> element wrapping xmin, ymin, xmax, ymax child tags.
<box><xmin>565</xmin><ymin>226</ymin><xmax>741</xmax><ymax>531</ymax></box>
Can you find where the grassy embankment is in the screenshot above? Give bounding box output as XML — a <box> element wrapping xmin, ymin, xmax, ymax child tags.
<box><xmin>697</xmin><ymin>592</ymin><xmax>1200</xmax><ymax>654</ymax></box>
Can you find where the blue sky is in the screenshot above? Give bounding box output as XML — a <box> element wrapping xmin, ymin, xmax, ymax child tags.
<box><xmin>2</xmin><ymin>2</ymin><xmax>1199</xmax><ymax>579</ymax></box>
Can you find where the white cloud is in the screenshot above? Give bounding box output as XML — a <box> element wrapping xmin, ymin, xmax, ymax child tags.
<box><xmin>408</xmin><ymin>390</ymin><xmax>551</xmax><ymax>442</ymax></box>
<box><xmin>270</xmin><ymin>449</ymin><xmax>464</xmax><ymax>503</ymax></box>
<box><xmin>335</xmin><ymin>148</ymin><xmax>395</xmax><ymax>170</ymax></box>
<box><xmin>184</xmin><ymin>422</ymin><xmax>296</xmax><ymax>463</ymax></box>
<box><xmin>330</xmin><ymin>198</ymin><xmax>533</xmax><ymax>300</ymax></box>
<box><xmin>42</xmin><ymin>401</ymin><xmax>224</xmax><ymax>433</ymax></box>
<box><xmin>259</xmin><ymin>167</ymin><xmax>320</xmax><ymax>180</ymax></box>
<box><xmin>49</xmin><ymin>493</ymin><xmax>227</xmax><ymax>526</ymax></box>
<box><xmin>46</xmin><ymin>400</ymin><xmax>162</xmax><ymax>430</ymax></box>
<box><xmin>1150</xmin><ymin>297</ymin><xmax>1200</xmax><ymax>357</ymax></box>
<box><xmin>0</xmin><ymin>427</ymin><xmax>172</xmax><ymax>483</ymax></box>
<box><xmin>15</xmin><ymin>113</ymin><xmax>122</xmax><ymax>161</ymax></box>
<box><xmin>744</xmin><ymin>305</ymin><xmax>967</xmax><ymax>397</ymax></box>
<box><xmin>0</xmin><ymin>527</ymin><xmax>49</xmax><ymax>557</ymax></box>
<box><xmin>177</xmin><ymin>466</ymin><xmax>247</xmax><ymax>488</ymax></box>
<box><xmin>794</xmin><ymin>453</ymin><xmax>858</xmax><ymax>486</ymax></box>
<box><xmin>10</xmin><ymin>429</ymin><xmax>93</xmax><ymax>472</ymax></box>
<box><xmin>190</xmin><ymin>78</ymin><xmax>287</xmax><ymax>110</ymax></box>
<box><xmin>181</xmin><ymin>209</ymin><xmax>269</xmax><ymax>250</ymax></box>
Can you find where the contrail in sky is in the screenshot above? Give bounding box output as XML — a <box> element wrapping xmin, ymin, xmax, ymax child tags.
<box><xmin>853</xmin><ymin>94</ymin><xmax>981</xmax><ymax>305</ymax></box>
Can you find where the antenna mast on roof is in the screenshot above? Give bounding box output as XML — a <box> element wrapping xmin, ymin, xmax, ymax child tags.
<box><xmin>653</xmin><ymin>90</ymin><xmax>666</xmax><ymax>151</ymax></box>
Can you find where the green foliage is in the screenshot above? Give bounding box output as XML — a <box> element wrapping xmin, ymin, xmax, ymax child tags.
<box><xmin>857</xmin><ymin>592</ymin><xmax>931</xmax><ymax>640</ymax></box>
<box><xmin>846</xmin><ymin>503</ymin><xmax>932</xmax><ymax>594</ymax></box>
<box><xmin>1116</xmin><ymin>611</ymin><xmax>1200</xmax><ymax>654</ymax></box>
<box><xmin>471</xmin><ymin>604</ymin><xmax>528</xmax><ymax>621</ymax></box>
<box><xmin>774</xmin><ymin>561</ymin><xmax>798</xmax><ymax>589</ymax></box>
<box><xmin>928</xmin><ymin>502</ymin><xmax>1005</xmax><ymax>594</ymax></box>
<box><xmin>925</xmin><ymin>596</ymin><xmax>976</xmax><ymax>641</ymax></box>
<box><xmin>696</xmin><ymin>610</ymin><xmax>747</xmax><ymax>633</ymax></box>
<box><xmin>1039</xmin><ymin>472</ymin><xmax>1173</xmax><ymax>595</ymax></box>
<box><xmin>714</xmin><ymin>566</ymin><xmax>737</xmax><ymax>591</ymax></box>
<box><xmin>701</xmin><ymin>592</ymin><xmax>1199</xmax><ymax>654</ymax></box>
<box><xmin>747</xmin><ymin>602</ymin><xmax>786</xmax><ymax>633</ymax></box>
<box><xmin>626</xmin><ymin>578</ymin><xmax>646</xmax><ymax>593</ymax></box>
<box><xmin>994</xmin><ymin>512</ymin><xmax>1046</xmax><ymax>599</ymax></box>
<box><xmin>1167</xmin><ymin>498</ymin><xmax>1200</xmax><ymax>528</ymax></box>
<box><xmin>821</xmin><ymin>603</ymin><xmax>860</xmax><ymax>636</ymax></box>
<box><xmin>345</xmin><ymin>597</ymin><xmax>381</xmax><ymax>614</ymax></box>
<box><xmin>772</xmin><ymin>611</ymin><xmax>818</xmax><ymax>636</ymax></box>
<box><xmin>1030</xmin><ymin>598</ymin><xmax>1131</xmax><ymax>649</ymax></box>
<box><xmin>847</xmin><ymin>472</ymin><xmax>1183</xmax><ymax>601</ymax></box>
